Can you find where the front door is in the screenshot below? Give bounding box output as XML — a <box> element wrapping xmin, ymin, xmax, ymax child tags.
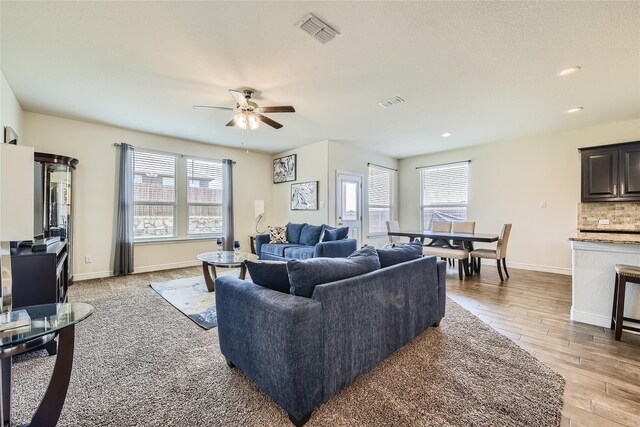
<box><xmin>336</xmin><ymin>172</ymin><xmax>363</xmax><ymax>244</ymax></box>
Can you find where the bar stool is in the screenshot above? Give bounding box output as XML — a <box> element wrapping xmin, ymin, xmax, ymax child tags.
<box><xmin>611</xmin><ymin>264</ymin><xmax>640</xmax><ymax>340</ymax></box>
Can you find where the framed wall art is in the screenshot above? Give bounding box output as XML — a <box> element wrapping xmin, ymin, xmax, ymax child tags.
<box><xmin>291</xmin><ymin>181</ymin><xmax>318</xmax><ymax>210</ymax></box>
<box><xmin>4</xmin><ymin>126</ymin><xmax>18</xmax><ymax>145</ymax></box>
<box><xmin>273</xmin><ymin>154</ymin><xmax>296</xmax><ymax>183</ymax></box>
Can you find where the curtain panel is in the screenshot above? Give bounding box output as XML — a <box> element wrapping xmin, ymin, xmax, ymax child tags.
<box><xmin>114</xmin><ymin>143</ymin><xmax>134</xmax><ymax>275</ymax></box>
<box><xmin>222</xmin><ymin>159</ymin><xmax>234</xmax><ymax>251</ymax></box>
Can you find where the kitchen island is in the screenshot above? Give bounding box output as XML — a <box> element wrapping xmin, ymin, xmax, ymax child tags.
<box><xmin>570</xmin><ymin>232</ymin><xmax>640</xmax><ymax>327</ymax></box>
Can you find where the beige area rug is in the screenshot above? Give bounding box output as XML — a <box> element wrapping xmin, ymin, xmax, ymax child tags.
<box><xmin>150</xmin><ymin>269</ymin><xmax>247</xmax><ymax>329</ymax></box>
<box><xmin>10</xmin><ymin>267</ymin><xmax>564</xmax><ymax>426</ymax></box>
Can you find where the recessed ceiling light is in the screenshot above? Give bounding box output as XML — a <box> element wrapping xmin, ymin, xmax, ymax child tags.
<box><xmin>566</xmin><ymin>107</ymin><xmax>584</xmax><ymax>113</ymax></box>
<box><xmin>441</xmin><ymin>132</ymin><xmax>453</xmax><ymax>137</ymax></box>
<box><xmin>378</xmin><ymin>96</ymin><xmax>405</xmax><ymax>108</ymax></box>
<box><xmin>557</xmin><ymin>66</ymin><xmax>581</xmax><ymax>77</ymax></box>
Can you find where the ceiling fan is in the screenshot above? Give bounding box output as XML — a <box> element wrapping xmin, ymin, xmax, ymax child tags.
<box><xmin>193</xmin><ymin>89</ymin><xmax>295</xmax><ymax>130</ymax></box>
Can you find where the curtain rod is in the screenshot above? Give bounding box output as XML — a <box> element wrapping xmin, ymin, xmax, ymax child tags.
<box><xmin>415</xmin><ymin>160</ymin><xmax>470</xmax><ymax>170</ymax></box>
<box><xmin>114</xmin><ymin>142</ymin><xmax>236</xmax><ymax>164</ymax></box>
<box><xmin>367</xmin><ymin>162</ymin><xmax>397</xmax><ymax>172</ymax></box>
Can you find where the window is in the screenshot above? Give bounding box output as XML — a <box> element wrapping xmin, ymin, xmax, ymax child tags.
<box><xmin>133</xmin><ymin>150</ymin><xmax>177</xmax><ymax>239</ymax></box>
<box><xmin>187</xmin><ymin>158</ymin><xmax>223</xmax><ymax>235</ymax></box>
<box><xmin>420</xmin><ymin>162</ymin><xmax>469</xmax><ymax>231</ymax></box>
<box><xmin>368</xmin><ymin>166</ymin><xmax>393</xmax><ymax>234</ymax></box>
<box><xmin>132</xmin><ymin>149</ymin><xmax>226</xmax><ymax>241</ymax></box>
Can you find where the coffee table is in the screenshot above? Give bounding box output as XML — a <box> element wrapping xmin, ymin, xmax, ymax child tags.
<box><xmin>197</xmin><ymin>251</ymin><xmax>258</xmax><ymax>292</ymax></box>
<box><xmin>0</xmin><ymin>302</ymin><xmax>94</xmax><ymax>427</ymax></box>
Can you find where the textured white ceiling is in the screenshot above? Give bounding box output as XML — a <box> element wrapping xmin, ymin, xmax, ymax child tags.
<box><xmin>1</xmin><ymin>1</ymin><xmax>639</xmax><ymax>158</ymax></box>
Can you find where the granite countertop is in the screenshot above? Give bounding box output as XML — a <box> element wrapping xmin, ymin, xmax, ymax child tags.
<box><xmin>569</xmin><ymin>232</ymin><xmax>640</xmax><ymax>245</ymax></box>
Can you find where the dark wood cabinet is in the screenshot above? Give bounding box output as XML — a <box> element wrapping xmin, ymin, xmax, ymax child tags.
<box><xmin>10</xmin><ymin>241</ymin><xmax>68</xmax><ymax>355</ymax></box>
<box><xmin>619</xmin><ymin>144</ymin><xmax>640</xmax><ymax>198</ymax></box>
<box><xmin>580</xmin><ymin>141</ymin><xmax>640</xmax><ymax>202</ymax></box>
<box><xmin>12</xmin><ymin>241</ymin><xmax>68</xmax><ymax>308</ymax></box>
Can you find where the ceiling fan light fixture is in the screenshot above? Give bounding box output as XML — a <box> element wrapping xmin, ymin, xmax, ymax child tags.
<box><xmin>196</xmin><ymin>88</ymin><xmax>292</xmax><ymax>130</ymax></box>
<box><xmin>248</xmin><ymin>114</ymin><xmax>260</xmax><ymax>130</ymax></box>
<box><xmin>235</xmin><ymin>114</ymin><xmax>247</xmax><ymax>129</ymax></box>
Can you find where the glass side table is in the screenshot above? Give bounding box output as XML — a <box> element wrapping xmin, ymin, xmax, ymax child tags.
<box><xmin>196</xmin><ymin>251</ymin><xmax>258</xmax><ymax>292</ymax></box>
<box><xmin>0</xmin><ymin>302</ymin><xmax>93</xmax><ymax>427</ymax></box>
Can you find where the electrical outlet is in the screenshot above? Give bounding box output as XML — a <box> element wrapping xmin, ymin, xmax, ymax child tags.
<box><xmin>598</xmin><ymin>219</ymin><xmax>610</xmax><ymax>225</ymax></box>
<box><xmin>319</xmin><ymin>201</ymin><xmax>325</xmax><ymax>208</ymax></box>
<box><xmin>85</xmin><ymin>255</ymin><xmax>93</xmax><ymax>264</ymax></box>
<box><xmin>538</xmin><ymin>201</ymin><xmax>546</xmax><ymax>208</ymax></box>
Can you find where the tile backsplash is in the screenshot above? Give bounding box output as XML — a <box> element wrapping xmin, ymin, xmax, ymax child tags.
<box><xmin>578</xmin><ymin>202</ymin><xmax>640</xmax><ymax>231</ymax></box>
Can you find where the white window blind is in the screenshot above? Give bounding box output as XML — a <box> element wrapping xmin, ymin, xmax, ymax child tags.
<box><xmin>368</xmin><ymin>166</ymin><xmax>392</xmax><ymax>234</ymax></box>
<box><xmin>133</xmin><ymin>150</ymin><xmax>177</xmax><ymax>239</ymax></box>
<box><xmin>186</xmin><ymin>158</ymin><xmax>224</xmax><ymax>235</ymax></box>
<box><xmin>420</xmin><ymin>162</ymin><xmax>468</xmax><ymax>231</ymax></box>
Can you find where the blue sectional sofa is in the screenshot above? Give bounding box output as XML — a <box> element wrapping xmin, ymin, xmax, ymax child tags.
<box><xmin>215</xmin><ymin>246</ymin><xmax>445</xmax><ymax>425</ymax></box>
<box><xmin>255</xmin><ymin>222</ymin><xmax>357</xmax><ymax>261</ymax></box>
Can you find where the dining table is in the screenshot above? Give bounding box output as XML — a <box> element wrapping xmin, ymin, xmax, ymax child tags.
<box><xmin>387</xmin><ymin>230</ymin><xmax>499</xmax><ymax>274</ymax></box>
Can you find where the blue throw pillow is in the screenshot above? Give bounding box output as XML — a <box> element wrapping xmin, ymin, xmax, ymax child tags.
<box><xmin>286</xmin><ymin>222</ymin><xmax>306</xmax><ymax>244</ymax></box>
<box><xmin>299</xmin><ymin>224</ymin><xmax>323</xmax><ymax>246</ymax></box>
<box><xmin>323</xmin><ymin>228</ymin><xmax>339</xmax><ymax>241</ymax></box>
<box><xmin>375</xmin><ymin>242</ymin><xmax>423</xmax><ymax>268</ymax></box>
<box><xmin>320</xmin><ymin>224</ymin><xmax>335</xmax><ymax>241</ymax></box>
<box><xmin>335</xmin><ymin>226</ymin><xmax>349</xmax><ymax>240</ymax></box>
<box><xmin>244</xmin><ymin>260</ymin><xmax>290</xmax><ymax>294</ymax></box>
<box><xmin>287</xmin><ymin>246</ymin><xmax>381</xmax><ymax>297</ymax></box>
<box><xmin>321</xmin><ymin>225</ymin><xmax>349</xmax><ymax>241</ymax></box>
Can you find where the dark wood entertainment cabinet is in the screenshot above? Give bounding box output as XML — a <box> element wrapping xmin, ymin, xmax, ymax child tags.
<box><xmin>10</xmin><ymin>241</ymin><xmax>69</xmax><ymax>355</ymax></box>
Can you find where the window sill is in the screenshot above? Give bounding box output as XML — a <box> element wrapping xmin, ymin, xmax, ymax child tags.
<box><xmin>134</xmin><ymin>236</ymin><xmax>219</xmax><ymax>245</ymax></box>
<box><xmin>367</xmin><ymin>234</ymin><xmax>389</xmax><ymax>239</ymax></box>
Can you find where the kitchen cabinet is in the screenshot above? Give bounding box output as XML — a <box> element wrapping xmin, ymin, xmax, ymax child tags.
<box><xmin>580</xmin><ymin>140</ymin><xmax>640</xmax><ymax>202</ymax></box>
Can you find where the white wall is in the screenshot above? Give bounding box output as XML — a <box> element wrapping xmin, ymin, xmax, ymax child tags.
<box><xmin>0</xmin><ymin>72</ymin><xmax>23</xmax><ymax>141</ymax></box>
<box><xmin>0</xmin><ymin>72</ymin><xmax>26</xmax><ymax>247</ymax></box>
<box><xmin>22</xmin><ymin>112</ymin><xmax>273</xmax><ymax>280</ymax></box>
<box><xmin>328</xmin><ymin>141</ymin><xmax>398</xmax><ymax>247</ymax></box>
<box><xmin>271</xmin><ymin>140</ymin><xmax>329</xmax><ymax>226</ymax></box>
<box><xmin>269</xmin><ymin>139</ymin><xmax>398</xmax><ymax>248</ymax></box>
<box><xmin>399</xmin><ymin>118</ymin><xmax>640</xmax><ymax>275</ymax></box>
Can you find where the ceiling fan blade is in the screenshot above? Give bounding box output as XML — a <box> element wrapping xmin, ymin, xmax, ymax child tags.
<box><xmin>225</xmin><ymin>118</ymin><xmax>236</xmax><ymax>127</ymax></box>
<box><xmin>193</xmin><ymin>105</ymin><xmax>234</xmax><ymax>111</ymax></box>
<box><xmin>260</xmin><ymin>106</ymin><xmax>296</xmax><ymax>113</ymax></box>
<box><xmin>229</xmin><ymin>89</ymin><xmax>249</xmax><ymax>107</ymax></box>
<box><xmin>258</xmin><ymin>114</ymin><xmax>283</xmax><ymax>129</ymax></box>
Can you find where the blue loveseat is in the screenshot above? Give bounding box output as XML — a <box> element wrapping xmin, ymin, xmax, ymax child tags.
<box><xmin>215</xmin><ymin>247</ymin><xmax>446</xmax><ymax>425</ymax></box>
<box><xmin>255</xmin><ymin>222</ymin><xmax>357</xmax><ymax>261</ymax></box>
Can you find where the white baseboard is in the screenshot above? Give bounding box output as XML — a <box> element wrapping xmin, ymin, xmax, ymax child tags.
<box><xmin>133</xmin><ymin>260</ymin><xmax>200</xmax><ymax>274</ymax></box>
<box><xmin>74</xmin><ymin>260</ymin><xmax>201</xmax><ymax>282</ymax></box>
<box><xmin>73</xmin><ymin>270</ymin><xmax>113</xmax><ymax>281</ymax></box>
<box><xmin>479</xmin><ymin>259</ymin><xmax>572</xmax><ymax>276</ymax></box>
<box><xmin>570</xmin><ymin>307</ymin><xmax>611</xmax><ymax>328</ymax></box>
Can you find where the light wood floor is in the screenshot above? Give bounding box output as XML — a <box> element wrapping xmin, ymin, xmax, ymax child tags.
<box><xmin>445</xmin><ymin>263</ymin><xmax>640</xmax><ymax>427</ymax></box>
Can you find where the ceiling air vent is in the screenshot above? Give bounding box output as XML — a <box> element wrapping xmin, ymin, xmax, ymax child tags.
<box><xmin>378</xmin><ymin>96</ymin><xmax>405</xmax><ymax>108</ymax></box>
<box><xmin>298</xmin><ymin>13</ymin><xmax>340</xmax><ymax>44</ymax></box>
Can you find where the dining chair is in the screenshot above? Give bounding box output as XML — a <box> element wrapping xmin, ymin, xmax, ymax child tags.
<box><xmin>449</xmin><ymin>221</ymin><xmax>476</xmax><ymax>266</ymax></box>
<box><xmin>470</xmin><ymin>224</ymin><xmax>512</xmax><ymax>281</ymax></box>
<box><xmin>432</xmin><ymin>221</ymin><xmax>452</xmax><ymax>232</ymax></box>
<box><xmin>423</xmin><ymin>245</ymin><xmax>470</xmax><ymax>280</ymax></box>
<box><xmin>386</xmin><ymin>220</ymin><xmax>401</xmax><ymax>244</ymax></box>
<box><xmin>431</xmin><ymin>221</ymin><xmax>453</xmax><ymax>265</ymax></box>
<box><xmin>451</xmin><ymin>221</ymin><xmax>476</xmax><ymax>234</ymax></box>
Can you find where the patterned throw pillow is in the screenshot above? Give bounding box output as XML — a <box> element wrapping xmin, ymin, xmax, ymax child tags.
<box><xmin>268</xmin><ymin>225</ymin><xmax>288</xmax><ymax>243</ymax></box>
